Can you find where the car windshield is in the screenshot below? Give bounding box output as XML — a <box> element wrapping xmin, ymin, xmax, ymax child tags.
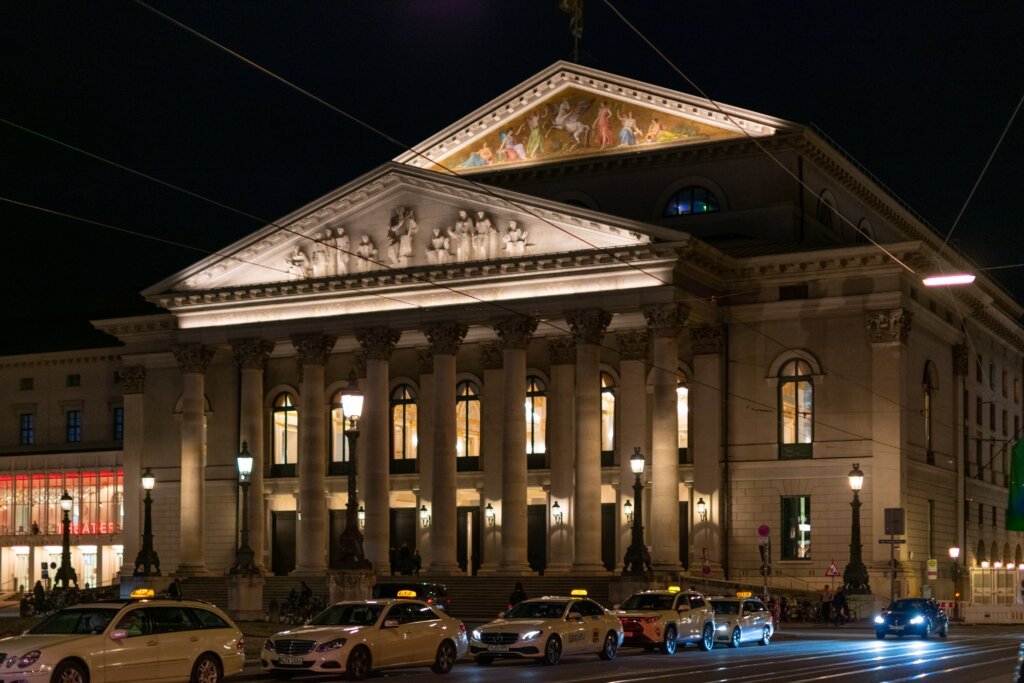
<box><xmin>30</xmin><ymin>608</ymin><xmax>120</xmax><ymax>635</ymax></box>
<box><xmin>504</xmin><ymin>601</ymin><xmax>567</xmax><ymax>619</ymax></box>
<box><xmin>309</xmin><ymin>604</ymin><xmax>384</xmax><ymax>626</ymax></box>
<box><xmin>889</xmin><ymin>599</ymin><xmax>927</xmax><ymax>611</ymax></box>
<box><xmin>620</xmin><ymin>594</ymin><xmax>675</xmax><ymax>611</ymax></box>
<box><xmin>710</xmin><ymin>600</ymin><xmax>740</xmax><ymax>615</ymax></box>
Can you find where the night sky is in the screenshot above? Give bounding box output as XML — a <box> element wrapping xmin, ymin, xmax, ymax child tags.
<box><xmin>3</xmin><ymin>1</ymin><xmax>1022</xmax><ymax>356</ymax></box>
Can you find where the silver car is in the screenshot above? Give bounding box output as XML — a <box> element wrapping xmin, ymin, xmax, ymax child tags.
<box><xmin>709</xmin><ymin>594</ymin><xmax>773</xmax><ymax>648</ymax></box>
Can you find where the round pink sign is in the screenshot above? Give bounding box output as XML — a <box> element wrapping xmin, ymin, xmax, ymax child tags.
<box><xmin>758</xmin><ymin>524</ymin><xmax>771</xmax><ymax>537</ymax></box>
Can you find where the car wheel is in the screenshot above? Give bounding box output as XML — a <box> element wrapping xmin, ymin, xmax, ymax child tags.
<box><xmin>190</xmin><ymin>654</ymin><xmax>221</xmax><ymax>683</ymax></box>
<box><xmin>346</xmin><ymin>645</ymin><xmax>372</xmax><ymax>681</ymax></box>
<box><xmin>921</xmin><ymin>620</ymin><xmax>931</xmax><ymax>640</ymax></box>
<box><xmin>938</xmin><ymin>621</ymin><xmax>949</xmax><ymax>638</ymax></box>
<box><xmin>759</xmin><ymin>626</ymin><xmax>772</xmax><ymax>646</ymax></box>
<box><xmin>599</xmin><ymin>631</ymin><xmax>618</xmax><ymax>660</ymax></box>
<box><xmin>700</xmin><ymin>623</ymin><xmax>715</xmax><ymax>651</ymax></box>
<box><xmin>730</xmin><ymin>627</ymin><xmax>742</xmax><ymax>648</ymax></box>
<box><xmin>875</xmin><ymin>630</ymin><xmax>886</xmax><ymax>640</ymax></box>
<box><xmin>474</xmin><ymin>655</ymin><xmax>493</xmax><ymax>666</ymax></box>
<box><xmin>431</xmin><ymin>640</ymin><xmax>457</xmax><ymax>674</ymax></box>
<box><xmin>542</xmin><ymin>635</ymin><xmax>562</xmax><ymax>665</ymax></box>
<box><xmin>52</xmin><ymin>660</ymin><xmax>89</xmax><ymax>683</ymax></box>
<box><xmin>661</xmin><ymin>626</ymin><xmax>677</xmax><ymax>655</ymax></box>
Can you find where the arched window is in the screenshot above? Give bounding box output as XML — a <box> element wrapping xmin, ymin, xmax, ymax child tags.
<box><xmin>677</xmin><ymin>375</ymin><xmax>689</xmax><ymax>463</ymax></box>
<box><xmin>923</xmin><ymin>362</ymin><xmax>937</xmax><ymax>464</ymax></box>
<box><xmin>976</xmin><ymin>539</ymin><xmax>986</xmax><ymax>567</ymax></box>
<box><xmin>526</xmin><ymin>376</ymin><xmax>547</xmax><ymax>468</ymax></box>
<box><xmin>272</xmin><ymin>393</ymin><xmax>298</xmax><ymax>467</ymax></box>
<box><xmin>456</xmin><ymin>381</ymin><xmax>481</xmax><ymax>469</ymax></box>
<box><xmin>600</xmin><ymin>373</ymin><xmax>615</xmax><ymax>461</ymax></box>
<box><xmin>391</xmin><ymin>384</ymin><xmax>418</xmax><ymax>473</ymax></box>
<box><xmin>779</xmin><ymin>359</ymin><xmax>813</xmax><ymax>459</ymax></box>
<box><xmin>329</xmin><ymin>391</ymin><xmax>350</xmax><ymax>473</ymax></box>
<box><xmin>663</xmin><ymin>186</ymin><xmax>719</xmax><ymax>217</ymax></box>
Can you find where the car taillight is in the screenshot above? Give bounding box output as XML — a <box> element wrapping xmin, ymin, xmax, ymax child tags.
<box><xmin>236</xmin><ymin>638</ymin><xmax>245</xmax><ymax>652</ymax></box>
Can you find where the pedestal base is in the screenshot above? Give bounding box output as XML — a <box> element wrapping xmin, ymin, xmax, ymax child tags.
<box><xmin>290</xmin><ymin>565</ymin><xmax>328</xmax><ymax>578</ymax></box>
<box><xmin>329</xmin><ymin>569</ymin><xmax>376</xmax><ymax>603</ymax></box>
<box><xmin>228</xmin><ymin>575</ymin><xmax>266</xmax><ymax>621</ymax></box>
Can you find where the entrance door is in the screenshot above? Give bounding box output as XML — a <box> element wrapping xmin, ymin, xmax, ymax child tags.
<box><xmin>601</xmin><ymin>503</ymin><xmax>615</xmax><ymax>571</ymax></box>
<box><xmin>527</xmin><ymin>505</ymin><xmax>547</xmax><ymax>574</ymax></box>
<box><xmin>271</xmin><ymin>511</ymin><xmax>296</xmax><ymax>576</ymax></box>
<box><xmin>457</xmin><ymin>507</ymin><xmax>481</xmax><ymax>575</ymax></box>
<box><xmin>679</xmin><ymin>501</ymin><xmax>689</xmax><ymax>569</ymax></box>
<box><xmin>391</xmin><ymin>508</ymin><xmax>417</xmax><ymax>574</ymax></box>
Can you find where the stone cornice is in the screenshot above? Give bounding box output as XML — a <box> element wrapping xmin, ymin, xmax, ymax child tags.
<box><xmin>91</xmin><ymin>315</ymin><xmax>177</xmax><ymax>344</ymax></box>
<box><xmin>0</xmin><ymin>350</ymin><xmax>122</xmax><ymax>369</ymax></box>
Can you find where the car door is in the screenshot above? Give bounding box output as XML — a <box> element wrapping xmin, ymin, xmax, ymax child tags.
<box><xmin>562</xmin><ymin>601</ymin><xmax>588</xmax><ymax>654</ymax></box>
<box><xmin>405</xmin><ymin>602</ymin><xmax>440</xmax><ymax>663</ymax></box>
<box><xmin>689</xmin><ymin>594</ymin><xmax>710</xmax><ymax>636</ymax></box>
<box><xmin>740</xmin><ymin>601</ymin><xmax>759</xmax><ymax>641</ymax></box>
<box><xmin>378</xmin><ymin>603</ymin><xmax>419</xmax><ymax>667</ymax></box>
<box><xmin>674</xmin><ymin>595</ymin><xmax>694</xmax><ymax>640</ymax></box>
<box><xmin>145</xmin><ymin>605</ymin><xmax>202</xmax><ymax>680</ymax></box>
<box><xmin>578</xmin><ymin>600</ymin><xmax>607</xmax><ymax>653</ymax></box>
<box><xmin>101</xmin><ymin>607</ymin><xmax>161</xmax><ymax>683</ymax></box>
<box><xmin>749</xmin><ymin>600</ymin><xmax>769</xmax><ymax>632</ymax></box>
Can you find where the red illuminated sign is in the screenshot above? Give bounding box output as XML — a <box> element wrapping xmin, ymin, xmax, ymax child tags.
<box><xmin>69</xmin><ymin>522</ymin><xmax>119</xmax><ymax>535</ymax></box>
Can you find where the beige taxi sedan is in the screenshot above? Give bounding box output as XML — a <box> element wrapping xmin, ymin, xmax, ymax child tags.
<box><xmin>470</xmin><ymin>591</ymin><xmax>624</xmax><ymax>666</ymax></box>
<box><xmin>0</xmin><ymin>596</ymin><xmax>244</xmax><ymax>682</ymax></box>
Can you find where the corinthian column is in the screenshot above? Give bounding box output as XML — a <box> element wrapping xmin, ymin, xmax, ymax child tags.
<box><xmin>567</xmin><ymin>308</ymin><xmax>612</xmax><ymax>574</ymax></box>
<box><xmin>645</xmin><ymin>304</ymin><xmax>688</xmax><ymax>571</ymax></box>
<box><xmin>356</xmin><ymin>327</ymin><xmax>401</xmax><ymax>573</ymax></box>
<box><xmin>291</xmin><ymin>334</ymin><xmax>336</xmax><ymax>576</ymax></box>
<box><xmin>415</xmin><ymin>350</ymin><xmax>434</xmax><ymax>569</ymax></box>
<box><xmin>232</xmin><ymin>338</ymin><xmax>275</xmax><ymax>574</ymax></box>
<box><xmin>173</xmin><ymin>344</ymin><xmax>214</xmax><ymax>575</ymax></box>
<box><xmin>424</xmin><ymin>322</ymin><xmax>468</xmax><ymax>574</ymax></box>
<box><xmin>119</xmin><ymin>365</ymin><xmax>145</xmax><ymax>576</ymax></box>
<box><xmin>477</xmin><ymin>343</ymin><xmax>504</xmax><ymax>575</ymax></box>
<box><xmin>615</xmin><ymin>330</ymin><xmax>647</xmax><ymax>571</ymax></box>
<box><xmin>546</xmin><ymin>337</ymin><xmax>576</xmax><ymax>575</ymax></box>
<box><xmin>493</xmin><ymin>315</ymin><xmax>538</xmax><ymax>575</ymax></box>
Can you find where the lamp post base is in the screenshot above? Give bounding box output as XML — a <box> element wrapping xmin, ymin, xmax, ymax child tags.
<box><xmin>227</xmin><ymin>574</ymin><xmax>265</xmax><ymax>621</ymax></box>
<box><xmin>329</xmin><ymin>568</ymin><xmax>375</xmax><ymax>603</ymax></box>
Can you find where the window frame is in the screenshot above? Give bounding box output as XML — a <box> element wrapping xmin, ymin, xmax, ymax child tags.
<box><xmin>778</xmin><ymin>359</ymin><xmax>813</xmax><ymax>459</ymax></box>
<box><xmin>455</xmin><ymin>380</ymin><xmax>481</xmax><ymax>471</ymax></box>
<box><xmin>19</xmin><ymin>412</ymin><xmax>35</xmax><ymax>446</ymax></box>
<box><xmin>66</xmin><ymin>409</ymin><xmax>82</xmax><ymax>443</ymax></box>
<box><xmin>112</xmin><ymin>405</ymin><xmax>124</xmax><ymax>441</ymax></box>
<box><xmin>390</xmin><ymin>384</ymin><xmax>418</xmax><ymax>474</ymax></box>
<box><xmin>780</xmin><ymin>495</ymin><xmax>811</xmax><ymax>561</ymax></box>
<box><xmin>271</xmin><ymin>392</ymin><xmax>298</xmax><ymax>476</ymax></box>
<box><xmin>663</xmin><ymin>185</ymin><xmax>720</xmax><ymax>217</ymax></box>
<box><xmin>599</xmin><ymin>372</ymin><xmax>615</xmax><ymax>467</ymax></box>
<box><xmin>526</xmin><ymin>375</ymin><xmax>548</xmax><ymax>469</ymax></box>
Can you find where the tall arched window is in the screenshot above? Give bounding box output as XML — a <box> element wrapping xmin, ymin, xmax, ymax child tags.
<box><xmin>526</xmin><ymin>376</ymin><xmax>548</xmax><ymax>468</ymax></box>
<box><xmin>600</xmin><ymin>373</ymin><xmax>615</xmax><ymax>463</ymax></box>
<box><xmin>923</xmin><ymin>362</ymin><xmax>937</xmax><ymax>464</ymax></box>
<box><xmin>779</xmin><ymin>359</ymin><xmax>813</xmax><ymax>459</ymax></box>
<box><xmin>677</xmin><ymin>375</ymin><xmax>689</xmax><ymax>463</ymax></box>
<box><xmin>391</xmin><ymin>384</ymin><xmax>418</xmax><ymax>473</ymax></box>
<box><xmin>273</xmin><ymin>392</ymin><xmax>299</xmax><ymax>468</ymax></box>
<box><xmin>664</xmin><ymin>186</ymin><xmax>720</xmax><ymax>217</ymax></box>
<box><xmin>329</xmin><ymin>390</ymin><xmax>349</xmax><ymax>474</ymax></box>
<box><xmin>456</xmin><ymin>381</ymin><xmax>481</xmax><ymax>470</ymax></box>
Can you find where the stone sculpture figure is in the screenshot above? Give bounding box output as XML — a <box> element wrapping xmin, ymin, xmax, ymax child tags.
<box><xmin>503</xmin><ymin>220</ymin><xmax>528</xmax><ymax>257</ymax></box>
<box><xmin>285</xmin><ymin>247</ymin><xmax>311</xmax><ymax>279</ymax></box>
<box><xmin>474</xmin><ymin>210</ymin><xmax>497</xmax><ymax>260</ymax></box>
<box><xmin>332</xmin><ymin>227</ymin><xmax>351</xmax><ymax>275</ymax></box>
<box><xmin>386</xmin><ymin>206</ymin><xmax>418</xmax><ymax>266</ymax></box>
<box><xmin>448</xmin><ymin>212</ymin><xmax>472</xmax><ymax>262</ymax></box>
<box><xmin>426</xmin><ymin>228</ymin><xmax>450</xmax><ymax>264</ymax></box>
<box><xmin>356</xmin><ymin>235</ymin><xmax>378</xmax><ymax>272</ymax></box>
<box><xmin>310</xmin><ymin>232</ymin><xmax>328</xmax><ymax>278</ymax></box>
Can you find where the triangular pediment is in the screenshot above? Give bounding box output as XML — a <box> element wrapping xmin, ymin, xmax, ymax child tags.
<box><xmin>396</xmin><ymin>61</ymin><xmax>793</xmax><ymax>173</ymax></box>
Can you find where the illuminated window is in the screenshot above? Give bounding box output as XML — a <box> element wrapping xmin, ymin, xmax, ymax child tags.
<box><xmin>329</xmin><ymin>391</ymin><xmax>350</xmax><ymax>464</ymax></box>
<box><xmin>456</xmin><ymin>381</ymin><xmax>480</xmax><ymax>459</ymax></box>
<box><xmin>600</xmin><ymin>373</ymin><xmax>615</xmax><ymax>455</ymax></box>
<box><xmin>779</xmin><ymin>359</ymin><xmax>813</xmax><ymax>458</ymax></box>
<box><xmin>781</xmin><ymin>496</ymin><xmax>811</xmax><ymax>560</ymax></box>
<box><xmin>390</xmin><ymin>384</ymin><xmax>418</xmax><ymax>461</ymax></box>
<box><xmin>677</xmin><ymin>380</ymin><xmax>689</xmax><ymax>454</ymax></box>
<box><xmin>663</xmin><ymin>186</ymin><xmax>719</xmax><ymax>217</ymax></box>
<box><xmin>66</xmin><ymin>410</ymin><xmax>82</xmax><ymax>443</ymax></box>
<box><xmin>272</xmin><ymin>393</ymin><xmax>298</xmax><ymax>465</ymax></box>
<box><xmin>526</xmin><ymin>376</ymin><xmax>547</xmax><ymax>457</ymax></box>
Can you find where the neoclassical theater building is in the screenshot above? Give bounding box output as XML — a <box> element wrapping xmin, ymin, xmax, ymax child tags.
<box><xmin>2</xmin><ymin>63</ymin><xmax>1022</xmax><ymax>600</ymax></box>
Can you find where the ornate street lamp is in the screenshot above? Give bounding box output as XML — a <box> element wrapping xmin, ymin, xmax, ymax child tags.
<box><xmin>485</xmin><ymin>503</ymin><xmax>495</xmax><ymax>526</ymax></box>
<box><xmin>551</xmin><ymin>501</ymin><xmax>563</xmax><ymax>525</ymax></box>
<box><xmin>133</xmin><ymin>468</ymin><xmax>160</xmax><ymax>576</ymax></box>
<box><xmin>419</xmin><ymin>505</ymin><xmax>431</xmax><ymax>528</ymax></box>
<box><xmin>949</xmin><ymin>545</ymin><xmax>962</xmax><ymax>620</ymax></box>
<box><xmin>696</xmin><ymin>497</ymin><xmax>708</xmax><ymax>523</ymax></box>
<box><xmin>337</xmin><ymin>372</ymin><xmax>371</xmax><ymax>569</ymax></box>
<box><xmin>55</xmin><ymin>490</ymin><xmax>78</xmax><ymax>589</ymax></box>
<box><xmin>229</xmin><ymin>442</ymin><xmax>259</xmax><ymax>575</ymax></box>
<box><xmin>622</xmin><ymin>447</ymin><xmax>652</xmax><ymax>577</ymax></box>
<box><xmin>842</xmin><ymin>463</ymin><xmax>871</xmax><ymax>594</ymax></box>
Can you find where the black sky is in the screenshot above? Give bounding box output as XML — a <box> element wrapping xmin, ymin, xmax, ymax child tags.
<box><xmin>3</xmin><ymin>1</ymin><xmax>1022</xmax><ymax>356</ymax></box>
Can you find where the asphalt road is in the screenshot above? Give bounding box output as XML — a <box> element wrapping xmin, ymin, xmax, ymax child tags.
<box><xmin>237</xmin><ymin>625</ymin><xmax>1022</xmax><ymax>682</ymax></box>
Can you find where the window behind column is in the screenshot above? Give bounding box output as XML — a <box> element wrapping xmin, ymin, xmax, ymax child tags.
<box><xmin>456</xmin><ymin>381</ymin><xmax>480</xmax><ymax>471</ymax></box>
<box><xmin>329</xmin><ymin>390</ymin><xmax>350</xmax><ymax>475</ymax></box>
<box><xmin>19</xmin><ymin>413</ymin><xmax>35</xmax><ymax>446</ymax></box>
<box><xmin>390</xmin><ymin>384</ymin><xmax>418</xmax><ymax>474</ymax></box>
<box><xmin>599</xmin><ymin>373</ymin><xmax>615</xmax><ymax>467</ymax></box>
<box><xmin>779</xmin><ymin>359</ymin><xmax>813</xmax><ymax>459</ymax></box>
<box><xmin>677</xmin><ymin>373</ymin><xmax>689</xmax><ymax>464</ymax></box>
<box><xmin>780</xmin><ymin>495</ymin><xmax>811</xmax><ymax>560</ymax></box>
<box><xmin>527</xmin><ymin>376</ymin><xmax>547</xmax><ymax>469</ymax></box>
<box><xmin>66</xmin><ymin>410</ymin><xmax>82</xmax><ymax>443</ymax></box>
<box><xmin>272</xmin><ymin>392</ymin><xmax>298</xmax><ymax>476</ymax></box>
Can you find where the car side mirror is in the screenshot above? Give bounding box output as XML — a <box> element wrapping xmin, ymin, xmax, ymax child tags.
<box><xmin>110</xmin><ymin>629</ymin><xmax>127</xmax><ymax>641</ymax></box>
<box><xmin>383</xmin><ymin>619</ymin><xmax>399</xmax><ymax>629</ymax></box>
<box><xmin>568</xmin><ymin>612</ymin><xmax>582</xmax><ymax>621</ymax></box>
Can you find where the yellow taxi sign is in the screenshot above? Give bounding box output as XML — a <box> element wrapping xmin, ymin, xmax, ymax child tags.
<box><xmin>130</xmin><ymin>588</ymin><xmax>155</xmax><ymax>599</ymax></box>
<box><xmin>570</xmin><ymin>589</ymin><xmax>588</xmax><ymax>597</ymax></box>
<box><xmin>396</xmin><ymin>589</ymin><xmax>417</xmax><ymax>598</ymax></box>
<box><xmin>667</xmin><ymin>585</ymin><xmax>681</xmax><ymax>593</ymax></box>
<box><xmin>736</xmin><ymin>591</ymin><xmax>752</xmax><ymax>598</ymax></box>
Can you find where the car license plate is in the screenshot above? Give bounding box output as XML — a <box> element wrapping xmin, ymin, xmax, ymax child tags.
<box><xmin>891</xmin><ymin>625</ymin><xmax>903</xmax><ymax>631</ymax></box>
<box><xmin>278</xmin><ymin>656</ymin><xmax>304</xmax><ymax>666</ymax></box>
<box><xmin>488</xmin><ymin>645</ymin><xmax>509</xmax><ymax>652</ymax></box>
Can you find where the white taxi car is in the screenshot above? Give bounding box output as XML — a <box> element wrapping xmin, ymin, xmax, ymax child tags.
<box><xmin>0</xmin><ymin>591</ymin><xmax>244</xmax><ymax>682</ymax></box>
<box><xmin>709</xmin><ymin>592</ymin><xmax>773</xmax><ymax>648</ymax></box>
<box><xmin>469</xmin><ymin>590</ymin><xmax>624</xmax><ymax>666</ymax></box>
<box><xmin>616</xmin><ymin>587</ymin><xmax>716</xmax><ymax>653</ymax></box>
<box><xmin>261</xmin><ymin>596</ymin><xmax>468</xmax><ymax>680</ymax></box>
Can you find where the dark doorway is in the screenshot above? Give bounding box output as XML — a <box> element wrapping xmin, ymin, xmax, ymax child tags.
<box><xmin>272</xmin><ymin>511</ymin><xmax>296</xmax><ymax>576</ymax></box>
<box><xmin>679</xmin><ymin>501</ymin><xmax>689</xmax><ymax>569</ymax></box>
<box><xmin>457</xmin><ymin>507</ymin><xmax>481</xmax><ymax>575</ymax></box>
<box><xmin>527</xmin><ymin>504</ymin><xmax>547</xmax><ymax>574</ymax></box>
<box><xmin>601</xmin><ymin>503</ymin><xmax>615</xmax><ymax>571</ymax></box>
<box><xmin>391</xmin><ymin>508</ymin><xmax>417</xmax><ymax>574</ymax></box>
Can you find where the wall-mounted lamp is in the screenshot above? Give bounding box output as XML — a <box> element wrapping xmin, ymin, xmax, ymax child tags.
<box><xmin>485</xmin><ymin>503</ymin><xmax>495</xmax><ymax>526</ymax></box>
<box><xmin>624</xmin><ymin>499</ymin><xmax>633</xmax><ymax>525</ymax></box>
<box><xmin>551</xmin><ymin>501</ymin><xmax>563</xmax><ymax>525</ymax></box>
<box><xmin>419</xmin><ymin>504</ymin><xmax>431</xmax><ymax>528</ymax></box>
<box><xmin>696</xmin><ymin>497</ymin><xmax>708</xmax><ymax>522</ymax></box>
<box><xmin>357</xmin><ymin>505</ymin><xmax>366</xmax><ymax>527</ymax></box>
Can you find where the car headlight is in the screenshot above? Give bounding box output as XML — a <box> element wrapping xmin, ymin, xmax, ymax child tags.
<box><xmin>17</xmin><ymin>651</ymin><xmax>41</xmax><ymax>668</ymax></box>
<box><xmin>716</xmin><ymin>622</ymin><xmax>730</xmax><ymax>631</ymax></box>
<box><xmin>874</xmin><ymin>616</ymin><xmax>885</xmax><ymax>624</ymax></box>
<box><xmin>521</xmin><ymin>630</ymin><xmax>541</xmax><ymax>641</ymax></box>
<box><xmin>263</xmin><ymin>638</ymin><xmax>276</xmax><ymax>652</ymax></box>
<box><xmin>910</xmin><ymin>616</ymin><xmax>924</xmax><ymax>625</ymax></box>
<box><xmin>316</xmin><ymin>638</ymin><xmax>348</xmax><ymax>652</ymax></box>
<box><xmin>471</xmin><ymin>628</ymin><xmax>482</xmax><ymax>641</ymax></box>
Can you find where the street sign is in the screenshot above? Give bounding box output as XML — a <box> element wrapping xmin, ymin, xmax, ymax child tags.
<box><xmin>884</xmin><ymin>508</ymin><xmax>906</xmax><ymax>536</ymax></box>
<box><xmin>757</xmin><ymin>524</ymin><xmax>771</xmax><ymax>537</ymax></box>
<box><xmin>825</xmin><ymin>560</ymin><xmax>841</xmax><ymax>577</ymax></box>
<box><xmin>878</xmin><ymin>538</ymin><xmax>907</xmax><ymax>544</ymax></box>
<box><xmin>927</xmin><ymin>558</ymin><xmax>938</xmax><ymax>580</ymax></box>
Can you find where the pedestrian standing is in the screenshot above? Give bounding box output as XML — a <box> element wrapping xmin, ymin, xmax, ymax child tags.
<box><xmin>820</xmin><ymin>585</ymin><xmax>832</xmax><ymax>623</ymax></box>
<box><xmin>508</xmin><ymin>582</ymin><xmax>527</xmax><ymax>608</ymax></box>
<box><xmin>168</xmin><ymin>577</ymin><xmax>183</xmax><ymax>599</ymax></box>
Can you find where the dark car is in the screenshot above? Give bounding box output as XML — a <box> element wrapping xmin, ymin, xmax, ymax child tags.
<box><xmin>874</xmin><ymin>598</ymin><xmax>948</xmax><ymax>639</ymax></box>
<box><xmin>1015</xmin><ymin>642</ymin><xmax>1023</xmax><ymax>683</ymax></box>
<box><xmin>372</xmin><ymin>581</ymin><xmax>451</xmax><ymax>612</ymax></box>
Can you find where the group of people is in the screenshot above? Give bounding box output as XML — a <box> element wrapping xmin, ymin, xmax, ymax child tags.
<box><xmin>820</xmin><ymin>584</ymin><xmax>850</xmax><ymax>625</ymax></box>
<box><xmin>388</xmin><ymin>544</ymin><xmax>422</xmax><ymax>576</ymax></box>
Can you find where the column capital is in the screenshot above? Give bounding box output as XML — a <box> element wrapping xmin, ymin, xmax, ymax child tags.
<box><xmin>424</xmin><ymin>321</ymin><xmax>468</xmax><ymax>356</ymax></box>
<box><xmin>417</xmin><ymin>349</ymin><xmax>434</xmax><ymax>375</ymax></box>
<box><xmin>482</xmin><ymin>342</ymin><xmax>504</xmax><ymax>369</ymax></box>
<box><xmin>492</xmin><ymin>315</ymin><xmax>538</xmax><ymax>350</ymax></box>
<box><xmin>173</xmin><ymin>344</ymin><xmax>214</xmax><ymax>373</ymax></box>
<box><xmin>119</xmin><ymin>365</ymin><xmax>146</xmax><ymax>394</ymax></box>
<box><xmin>865</xmin><ymin>308</ymin><xmax>912</xmax><ymax>345</ymax></box>
<box><xmin>566</xmin><ymin>309</ymin><xmax>611</xmax><ymax>345</ymax></box>
<box><xmin>231</xmin><ymin>338</ymin><xmax>275</xmax><ymax>370</ymax></box>
<box><xmin>292</xmin><ymin>333</ymin><xmax>337</xmax><ymax>368</ymax></box>
<box><xmin>356</xmin><ymin>327</ymin><xmax>401</xmax><ymax>361</ymax></box>
<box><xmin>690</xmin><ymin>324</ymin><xmax>724</xmax><ymax>354</ymax></box>
<box><xmin>548</xmin><ymin>337</ymin><xmax>576</xmax><ymax>365</ymax></box>
<box><xmin>952</xmin><ymin>344</ymin><xmax>969</xmax><ymax>376</ymax></box>
<box><xmin>354</xmin><ymin>351</ymin><xmax>367</xmax><ymax>379</ymax></box>
<box><xmin>616</xmin><ymin>330</ymin><xmax>648</xmax><ymax>361</ymax></box>
<box><xmin>643</xmin><ymin>303</ymin><xmax>689</xmax><ymax>337</ymax></box>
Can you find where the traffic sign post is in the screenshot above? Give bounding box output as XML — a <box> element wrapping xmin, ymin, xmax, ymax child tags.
<box><xmin>825</xmin><ymin>559</ymin><xmax>840</xmax><ymax>589</ymax></box>
<box><xmin>879</xmin><ymin>536</ymin><xmax>906</xmax><ymax>604</ymax></box>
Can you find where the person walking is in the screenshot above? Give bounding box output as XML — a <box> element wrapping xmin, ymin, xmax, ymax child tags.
<box><xmin>831</xmin><ymin>588</ymin><xmax>848</xmax><ymax>626</ymax></box>
<box><xmin>508</xmin><ymin>582</ymin><xmax>527</xmax><ymax>609</ymax></box>
<box><xmin>820</xmin><ymin>585</ymin><xmax>832</xmax><ymax>624</ymax></box>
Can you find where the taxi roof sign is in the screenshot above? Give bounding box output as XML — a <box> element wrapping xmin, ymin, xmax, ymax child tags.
<box><xmin>736</xmin><ymin>591</ymin><xmax>752</xmax><ymax>598</ymax></box>
<box><xmin>667</xmin><ymin>585</ymin><xmax>681</xmax><ymax>593</ymax></box>
<box><xmin>130</xmin><ymin>588</ymin><xmax>155</xmax><ymax>599</ymax></box>
<box><xmin>396</xmin><ymin>589</ymin><xmax>417</xmax><ymax>598</ymax></box>
<box><xmin>570</xmin><ymin>589</ymin><xmax>588</xmax><ymax>597</ymax></box>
